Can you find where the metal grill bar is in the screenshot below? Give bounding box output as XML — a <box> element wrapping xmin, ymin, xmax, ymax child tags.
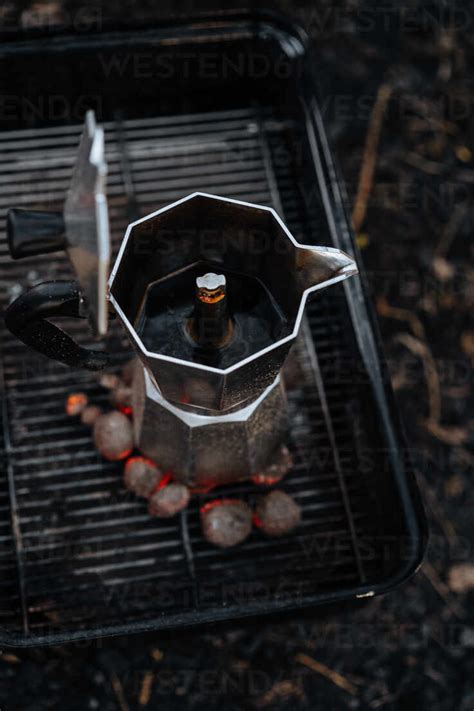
<box><xmin>300</xmin><ymin>317</ymin><xmax>366</xmax><ymax>583</ymax></box>
<box><xmin>1</xmin><ymin>367</ymin><xmax>29</xmax><ymax>635</ymax></box>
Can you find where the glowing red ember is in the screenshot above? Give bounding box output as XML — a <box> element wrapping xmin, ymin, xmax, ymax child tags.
<box><xmin>250</xmin><ymin>446</ymin><xmax>293</xmax><ymax>486</ymax></box>
<box><xmin>200</xmin><ymin>499</ymin><xmax>252</xmax><ymax>548</ymax></box>
<box><xmin>149</xmin><ymin>483</ymin><xmax>190</xmax><ymax>518</ymax></box>
<box><xmin>93</xmin><ymin>411</ymin><xmax>134</xmax><ymax>462</ymax></box>
<box><xmin>118</xmin><ymin>405</ymin><xmax>133</xmax><ymax>416</ymax></box>
<box><xmin>154</xmin><ymin>472</ymin><xmax>173</xmax><ymax>492</ymax></box>
<box><xmin>124</xmin><ymin>456</ymin><xmax>163</xmax><ymax>498</ymax></box>
<box><xmin>66</xmin><ymin>393</ymin><xmax>88</xmax><ymax>417</ymax></box>
<box><xmin>255</xmin><ymin>490</ymin><xmax>301</xmax><ymax>537</ymax></box>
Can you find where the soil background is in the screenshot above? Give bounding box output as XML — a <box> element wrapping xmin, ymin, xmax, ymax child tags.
<box><xmin>0</xmin><ymin>1</ymin><xmax>472</xmax><ymax>709</ymax></box>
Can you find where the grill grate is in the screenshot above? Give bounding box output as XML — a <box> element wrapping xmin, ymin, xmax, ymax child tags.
<box><xmin>0</xmin><ymin>107</ymin><xmax>382</xmax><ymax>642</ymax></box>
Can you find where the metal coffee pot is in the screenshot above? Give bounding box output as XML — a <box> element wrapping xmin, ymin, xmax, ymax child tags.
<box><xmin>4</xmin><ymin>113</ymin><xmax>358</xmax><ymax>489</ymax></box>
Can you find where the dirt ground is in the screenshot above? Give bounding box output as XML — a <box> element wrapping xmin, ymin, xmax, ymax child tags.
<box><xmin>0</xmin><ymin>2</ymin><xmax>472</xmax><ymax>709</ymax></box>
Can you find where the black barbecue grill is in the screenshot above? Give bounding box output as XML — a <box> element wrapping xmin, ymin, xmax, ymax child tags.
<box><xmin>0</xmin><ymin>12</ymin><xmax>426</xmax><ymax>646</ymax></box>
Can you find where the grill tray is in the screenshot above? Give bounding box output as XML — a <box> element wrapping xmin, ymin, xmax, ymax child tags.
<box><xmin>0</xmin><ymin>13</ymin><xmax>426</xmax><ymax>646</ymax></box>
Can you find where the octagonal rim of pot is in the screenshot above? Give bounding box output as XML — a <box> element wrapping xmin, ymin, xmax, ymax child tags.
<box><xmin>107</xmin><ymin>192</ymin><xmax>357</xmax><ymax>376</ymax></box>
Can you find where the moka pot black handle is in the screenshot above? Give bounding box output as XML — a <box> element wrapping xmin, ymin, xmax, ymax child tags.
<box><xmin>4</xmin><ymin>280</ymin><xmax>110</xmax><ymax>371</ymax></box>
